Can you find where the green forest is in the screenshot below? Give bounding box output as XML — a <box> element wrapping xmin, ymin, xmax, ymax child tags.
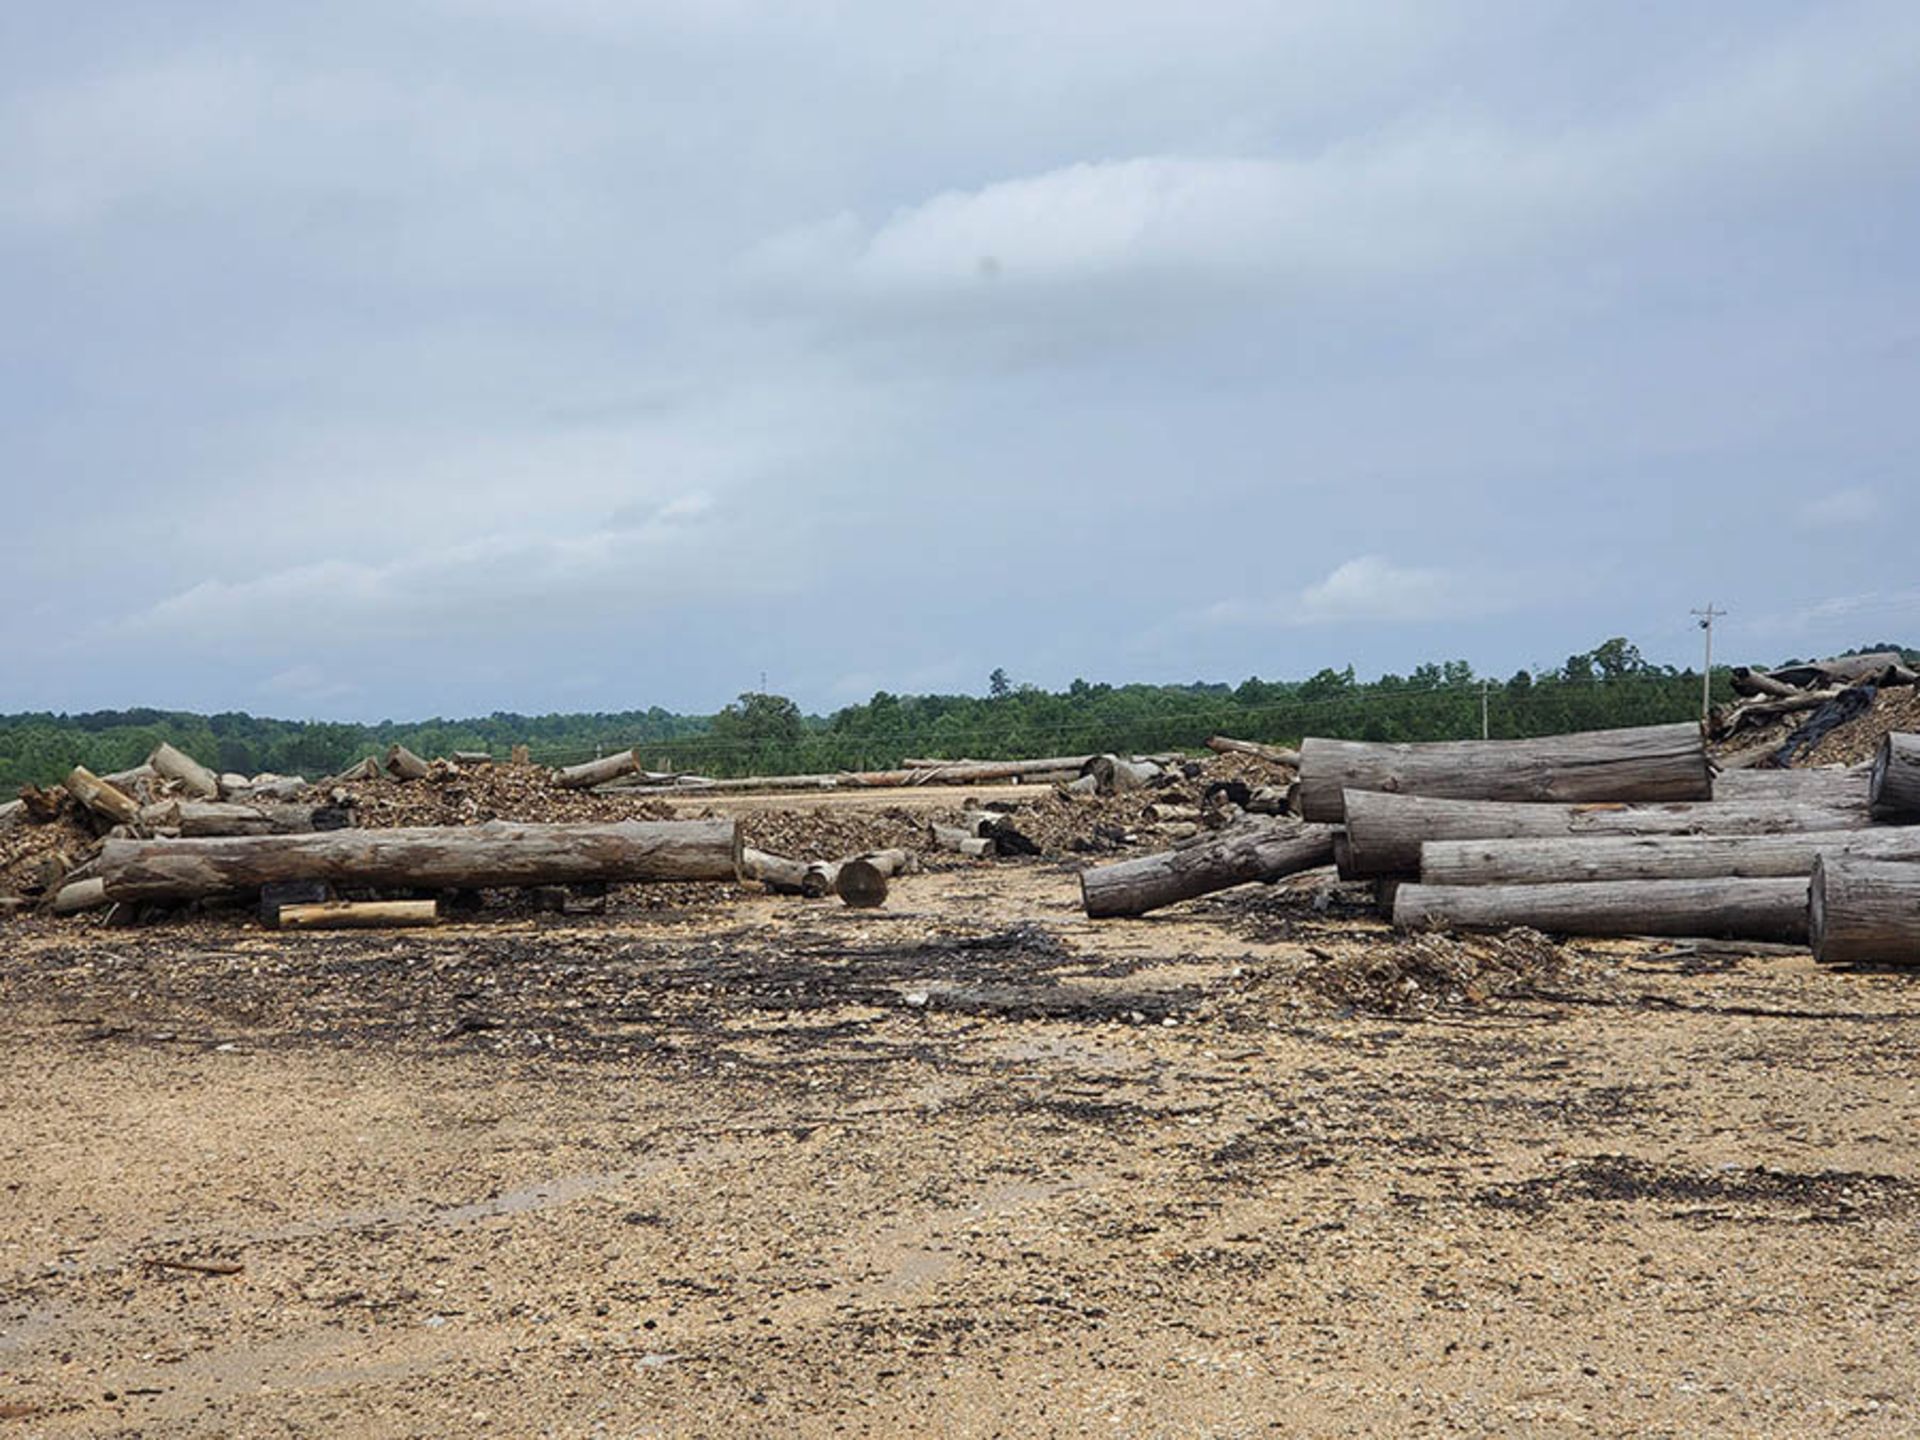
<box><xmin>2</xmin><ymin>638</ymin><xmax>1909</xmax><ymax>790</ymax></box>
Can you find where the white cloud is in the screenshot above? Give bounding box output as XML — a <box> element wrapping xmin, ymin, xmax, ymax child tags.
<box><xmin>1798</xmin><ymin>486</ymin><xmax>1879</xmax><ymax>527</ymax></box>
<box><xmin>1200</xmin><ymin>556</ymin><xmax>1503</xmax><ymax>629</ymax></box>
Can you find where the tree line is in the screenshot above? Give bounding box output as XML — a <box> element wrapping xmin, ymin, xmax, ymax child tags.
<box><xmin>1</xmin><ymin>638</ymin><xmax>1907</xmax><ymax>790</ymax></box>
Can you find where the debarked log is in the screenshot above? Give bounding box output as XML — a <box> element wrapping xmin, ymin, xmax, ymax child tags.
<box><xmin>1296</xmin><ymin>723</ymin><xmax>1710</xmax><ymax>822</ymax></box>
<box><xmin>837</xmin><ymin>849</ymin><xmax>917</xmax><ymax>907</ymax></box>
<box><xmin>65</xmin><ymin>766</ymin><xmax>141</xmax><ymax>827</ymax></box>
<box><xmin>742</xmin><ymin>848</ymin><xmax>813</xmax><ymax>895</ymax></box>
<box><xmin>385</xmin><ymin>745</ymin><xmax>431</xmax><ymax>782</ymax></box>
<box><xmin>149</xmin><ymin>741</ymin><xmax>219</xmax><ymax>799</ymax></box>
<box><xmin>1712</xmin><ymin>766</ymin><xmax>1868</xmax><ymax>808</ymax></box>
<box><xmin>1420</xmin><ymin>828</ymin><xmax>1920</xmax><ymax>886</ymax></box>
<box><xmin>1869</xmin><ymin>733</ymin><xmax>1920</xmax><ymax>822</ymax></box>
<box><xmin>1081</xmin><ymin>822</ymin><xmax>1338</xmax><ymax>918</ymax></box>
<box><xmin>1394</xmin><ymin>877</ymin><xmax>1810</xmax><ymax>942</ymax></box>
<box><xmin>1206</xmin><ymin>735</ymin><xmax>1301</xmax><ymax>767</ymax></box>
<box><xmin>96</xmin><ymin>818</ymin><xmax>741</xmax><ymax>902</ymax></box>
<box><xmin>1811</xmin><ymin>856</ymin><xmax>1920</xmax><ymax>965</ymax></box>
<box><xmin>554</xmin><ymin>749</ymin><xmax>642</xmax><ymax>790</ymax></box>
<box><xmin>1343</xmin><ymin>790</ymin><xmax>1870</xmax><ymax>879</ymax></box>
<box><xmin>275</xmin><ymin>900</ymin><xmax>440</xmax><ymax>931</ymax></box>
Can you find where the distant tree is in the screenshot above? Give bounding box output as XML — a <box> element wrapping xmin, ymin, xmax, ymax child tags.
<box><xmin>1589</xmin><ymin>637</ymin><xmax>1646</xmax><ymax>681</ymax></box>
<box><xmin>711</xmin><ymin>692</ymin><xmax>803</xmax><ymax>748</ymax></box>
<box><xmin>988</xmin><ymin>667</ymin><xmax>1011</xmax><ymax>699</ymax></box>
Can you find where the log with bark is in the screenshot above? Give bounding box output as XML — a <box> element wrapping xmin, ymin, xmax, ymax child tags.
<box><xmin>1206</xmin><ymin>735</ymin><xmax>1302</xmax><ymax>767</ymax></box>
<box><xmin>275</xmin><ymin>900</ymin><xmax>441</xmax><ymax>931</ymax></box>
<box><xmin>1343</xmin><ymin>789</ymin><xmax>1871</xmax><ymax>879</ymax></box>
<box><xmin>149</xmin><ymin>742</ymin><xmax>219</xmax><ymax>799</ymax></box>
<box><xmin>554</xmin><ymin>749</ymin><xmax>642</xmax><ymax>790</ymax></box>
<box><xmin>1419</xmin><ymin>827</ymin><xmax>1920</xmax><ymax>887</ymax></box>
<box><xmin>742</xmin><ymin>848</ymin><xmax>813</xmax><ymax>895</ymax></box>
<box><xmin>1869</xmin><ymin>733</ymin><xmax>1920</xmax><ymax>822</ymax></box>
<box><xmin>1810</xmin><ymin>856</ymin><xmax>1920</xmax><ymax>965</ymax></box>
<box><xmin>95</xmin><ymin>818</ymin><xmax>742</xmax><ymax>903</ymax></box>
<box><xmin>65</xmin><ymin>766</ymin><xmax>141</xmax><ymax>827</ymax></box>
<box><xmin>385</xmin><ymin>745</ymin><xmax>431</xmax><ymax>782</ymax></box>
<box><xmin>929</xmin><ymin>824</ymin><xmax>994</xmax><ymax>857</ymax></box>
<box><xmin>1712</xmin><ymin>767</ymin><xmax>1868</xmax><ymax>808</ymax></box>
<box><xmin>1295</xmin><ymin>723</ymin><xmax>1710</xmax><ymax>823</ymax></box>
<box><xmin>1080</xmin><ymin>821</ymin><xmax>1338</xmax><ymax>919</ymax></box>
<box><xmin>837</xmin><ymin>849</ymin><xmax>917</xmax><ymax>907</ymax></box>
<box><xmin>1394</xmin><ymin>877</ymin><xmax>1810</xmax><ymax>942</ymax></box>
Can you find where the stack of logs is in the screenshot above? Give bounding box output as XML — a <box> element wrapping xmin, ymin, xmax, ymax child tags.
<box><xmin>1711</xmin><ymin>650</ymin><xmax>1917</xmax><ymax>762</ymax></box>
<box><xmin>1081</xmin><ymin>720</ymin><xmax>1920</xmax><ymax>965</ymax></box>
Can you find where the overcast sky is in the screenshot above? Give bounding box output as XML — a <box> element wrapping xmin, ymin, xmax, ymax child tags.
<box><xmin>3</xmin><ymin>2</ymin><xmax>1916</xmax><ymax>720</ymax></box>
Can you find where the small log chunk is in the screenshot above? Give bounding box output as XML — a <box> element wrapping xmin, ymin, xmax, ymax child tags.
<box><xmin>510</xmin><ymin>745</ymin><xmax>531</xmax><ymax>765</ymax></box>
<box><xmin>802</xmin><ymin>861</ymin><xmax>840</xmax><ymax>898</ymax></box>
<box><xmin>837</xmin><ymin>849</ymin><xmax>916</xmax><ymax>907</ymax></box>
<box><xmin>554</xmin><ymin>750</ymin><xmax>641</xmax><ymax>790</ymax></box>
<box><xmin>1811</xmin><ymin>856</ymin><xmax>1920</xmax><ymax>965</ymax></box>
<box><xmin>385</xmin><ymin>745</ymin><xmax>431</xmax><ymax>782</ymax></box>
<box><xmin>65</xmin><ymin>766</ymin><xmax>140</xmax><ymax>827</ymax></box>
<box><xmin>330</xmin><ymin>757</ymin><xmax>381</xmax><ymax>784</ymax></box>
<box><xmin>1869</xmin><ymin>733</ymin><xmax>1920</xmax><ymax>821</ymax></box>
<box><xmin>276</xmin><ymin>900</ymin><xmax>441</xmax><ymax>931</ymax></box>
<box><xmin>1394</xmin><ymin>877</ymin><xmax>1810</xmax><ymax>942</ymax></box>
<box><xmin>1081</xmin><ymin>821</ymin><xmax>1338</xmax><ymax>918</ymax></box>
<box><xmin>52</xmin><ymin>877</ymin><xmax>109</xmax><ymax>914</ymax></box>
<box><xmin>742</xmin><ymin>848</ymin><xmax>813</xmax><ymax>895</ymax></box>
<box><xmin>149</xmin><ymin>742</ymin><xmax>219</xmax><ymax>799</ymax></box>
<box><xmin>452</xmin><ymin>751</ymin><xmax>493</xmax><ymax>765</ymax></box>
<box><xmin>930</xmin><ymin>824</ymin><xmax>994</xmax><ymax>857</ymax></box>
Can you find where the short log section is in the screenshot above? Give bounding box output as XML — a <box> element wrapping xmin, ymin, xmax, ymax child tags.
<box><xmin>1811</xmin><ymin>856</ymin><xmax>1920</xmax><ymax>965</ymax></box>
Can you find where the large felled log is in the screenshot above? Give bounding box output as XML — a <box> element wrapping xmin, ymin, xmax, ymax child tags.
<box><xmin>1420</xmin><ymin>828</ymin><xmax>1920</xmax><ymax>887</ymax></box>
<box><xmin>65</xmin><ymin>766</ymin><xmax>141</xmax><ymax>827</ymax></box>
<box><xmin>149</xmin><ymin>742</ymin><xmax>219</xmax><ymax>799</ymax></box>
<box><xmin>95</xmin><ymin>818</ymin><xmax>741</xmax><ymax>903</ymax></box>
<box><xmin>385</xmin><ymin>745</ymin><xmax>430</xmax><ymax>782</ymax></box>
<box><xmin>1081</xmin><ymin>821</ymin><xmax>1337</xmax><ymax>918</ymax></box>
<box><xmin>1206</xmin><ymin>736</ymin><xmax>1301</xmax><ymax>767</ymax></box>
<box><xmin>1343</xmin><ymin>789</ymin><xmax>1869</xmax><ymax>879</ymax></box>
<box><xmin>276</xmin><ymin>900</ymin><xmax>440</xmax><ymax>931</ymax></box>
<box><xmin>837</xmin><ymin>849</ymin><xmax>916</xmax><ymax>907</ymax></box>
<box><xmin>1810</xmin><ymin>856</ymin><xmax>1920</xmax><ymax>964</ymax></box>
<box><xmin>1712</xmin><ymin>767</ymin><xmax>1868</xmax><ymax>808</ymax></box>
<box><xmin>901</xmin><ymin>755</ymin><xmax>1096</xmax><ymax>782</ymax></box>
<box><xmin>1295</xmin><ymin>723</ymin><xmax>1710</xmax><ymax>822</ymax></box>
<box><xmin>1394</xmin><ymin>877</ymin><xmax>1810</xmax><ymax>942</ymax></box>
<box><xmin>554</xmin><ymin>749</ymin><xmax>642</xmax><ymax>790</ymax></box>
<box><xmin>1869</xmin><ymin>733</ymin><xmax>1920</xmax><ymax>821</ymax></box>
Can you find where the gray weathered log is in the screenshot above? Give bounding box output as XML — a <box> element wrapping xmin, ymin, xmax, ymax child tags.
<box><xmin>65</xmin><ymin>766</ymin><xmax>141</xmax><ymax>827</ymax></box>
<box><xmin>1869</xmin><ymin>733</ymin><xmax>1920</xmax><ymax>821</ymax></box>
<box><xmin>96</xmin><ymin>818</ymin><xmax>741</xmax><ymax>903</ymax></box>
<box><xmin>1769</xmin><ymin>651</ymin><xmax>1907</xmax><ymax>689</ymax></box>
<box><xmin>1081</xmin><ymin>821</ymin><xmax>1337</xmax><ymax>918</ymax></box>
<box><xmin>742</xmin><ymin>848</ymin><xmax>813</xmax><ymax>895</ymax></box>
<box><xmin>52</xmin><ymin>877</ymin><xmax>109</xmax><ymax>914</ymax></box>
<box><xmin>802</xmin><ymin>860</ymin><xmax>841</xmax><ymax>898</ymax></box>
<box><xmin>1206</xmin><ymin>736</ymin><xmax>1302</xmax><ymax>768</ymax></box>
<box><xmin>174</xmin><ymin>801</ymin><xmax>329</xmax><ymax>837</ymax></box>
<box><xmin>1811</xmin><ymin>856</ymin><xmax>1920</xmax><ymax>965</ymax></box>
<box><xmin>1728</xmin><ymin>667</ymin><xmax>1801</xmax><ymax>699</ymax></box>
<box><xmin>554</xmin><ymin>749</ymin><xmax>642</xmax><ymax>790</ymax></box>
<box><xmin>452</xmin><ymin>751</ymin><xmax>492</xmax><ymax>765</ymax></box>
<box><xmin>149</xmin><ymin>741</ymin><xmax>219</xmax><ymax>799</ymax></box>
<box><xmin>838</xmin><ymin>849</ymin><xmax>917</xmax><ymax>907</ymax></box>
<box><xmin>901</xmin><ymin>755</ymin><xmax>1096</xmax><ymax>783</ymax></box>
<box><xmin>1296</xmin><ymin>723</ymin><xmax>1710</xmax><ymax>822</ymax></box>
<box><xmin>929</xmin><ymin>824</ymin><xmax>994</xmax><ymax>857</ymax></box>
<box><xmin>1086</xmin><ymin>755</ymin><xmax>1163</xmax><ymax>794</ymax></box>
<box><xmin>276</xmin><ymin>900</ymin><xmax>440</xmax><ymax>931</ymax></box>
<box><xmin>329</xmin><ymin>757</ymin><xmax>382</xmax><ymax>784</ymax></box>
<box><xmin>1713</xmin><ymin>766</ymin><xmax>1868</xmax><ymax>808</ymax></box>
<box><xmin>1394</xmin><ymin>877</ymin><xmax>1810</xmax><ymax>942</ymax></box>
<box><xmin>385</xmin><ymin>745</ymin><xmax>431</xmax><ymax>782</ymax></box>
<box><xmin>1420</xmin><ymin>828</ymin><xmax>1920</xmax><ymax>887</ymax></box>
<box><xmin>1344</xmin><ymin>789</ymin><xmax>1869</xmax><ymax>879</ymax></box>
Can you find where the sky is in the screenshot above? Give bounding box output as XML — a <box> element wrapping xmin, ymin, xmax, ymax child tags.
<box><xmin>2</xmin><ymin>1</ymin><xmax>1917</xmax><ymax>720</ymax></box>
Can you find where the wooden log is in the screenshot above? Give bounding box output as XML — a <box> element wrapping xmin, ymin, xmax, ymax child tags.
<box><xmin>930</xmin><ymin>824</ymin><xmax>994</xmax><ymax>857</ymax></box>
<box><xmin>1420</xmin><ymin>828</ymin><xmax>1920</xmax><ymax>887</ymax></box>
<box><xmin>385</xmin><ymin>745</ymin><xmax>430</xmax><ymax>782</ymax></box>
<box><xmin>554</xmin><ymin>750</ymin><xmax>642</xmax><ymax>789</ymax></box>
<box><xmin>1296</xmin><ymin>723</ymin><xmax>1710</xmax><ymax>822</ymax></box>
<box><xmin>452</xmin><ymin>751</ymin><xmax>492</xmax><ymax>765</ymax></box>
<box><xmin>1245</xmin><ymin>785</ymin><xmax>1292</xmax><ymax>816</ymax></box>
<box><xmin>1343</xmin><ymin>790</ymin><xmax>1869</xmax><ymax>879</ymax></box>
<box><xmin>1810</xmin><ymin>856</ymin><xmax>1920</xmax><ymax>964</ymax></box>
<box><xmin>510</xmin><ymin>744</ymin><xmax>532</xmax><ymax>766</ymax></box>
<box><xmin>1769</xmin><ymin>651</ymin><xmax>1907</xmax><ymax>689</ymax></box>
<box><xmin>1206</xmin><ymin>736</ymin><xmax>1301</xmax><ymax>767</ymax></box>
<box><xmin>52</xmin><ymin>877</ymin><xmax>109</xmax><ymax>914</ymax></box>
<box><xmin>837</xmin><ymin>849</ymin><xmax>917</xmax><ymax>907</ymax></box>
<box><xmin>1869</xmin><ymin>733</ymin><xmax>1920</xmax><ymax>821</ymax></box>
<box><xmin>276</xmin><ymin>900</ymin><xmax>440</xmax><ymax>931</ymax></box>
<box><xmin>802</xmin><ymin>860</ymin><xmax>840</xmax><ymax>898</ymax></box>
<box><xmin>174</xmin><ymin>801</ymin><xmax>332</xmax><ymax>837</ymax></box>
<box><xmin>1714</xmin><ymin>687</ymin><xmax>1843</xmax><ymax>737</ymax></box>
<box><xmin>1086</xmin><ymin>755</ymin><xmax>1163</xmax><ymax>794</ymax></box>
<box><xmin>65</xmin><ymin>766</ymin><xmax>141</xmax><ymax>826</ymax></box>
<box><xmin>1713</xmin><ymin>767</ymin><xmax>1867</xmax><ymax>807</ymax></box>
<box><xmin>1080</xmin><ymin>822</ymin><xmax>1338</xmax><ymax>918</ymax></box>
<box><xmin>95</xmin><ymin>818</ymin><xmax>741</xmax><ymax>903</ymax></box>
<box><xmin>329</xmin><ymin>757</ymin><xmax>381</xmax><ymax>784</ymax></box>
<box><xmin>742</xmin><ymin>848</ymin><xmax>813</xmax><ymax>895</ymax></box>
<box><xmin>1729</xmin><ymin>667</ymin><xmax>1801</xmax><ymax>699</ymax></box>
<box><xmin>1394</xmin><ymin>878</ymin><xmax>1810</xmax><ymax>942</ymax></box>
<box><xmin>149</xmin><ymin>741</ymin><xmax>219</xmax><ymax>799</ymax></box>
<box><xmin>0</xmin><ymin>798</ymin><xmax>22</xmax><ymax>836</ymax></box>
<box><xmin>901</xmin><ymin>755</ymin><xmax>1096</xmax><ymax>782</ymax></box>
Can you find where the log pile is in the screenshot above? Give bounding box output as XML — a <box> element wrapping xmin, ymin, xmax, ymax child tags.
<box><xmin>1712</xmin><ymin>651</ymin><xmax>1918</xmax><ymax>763</ymax></box>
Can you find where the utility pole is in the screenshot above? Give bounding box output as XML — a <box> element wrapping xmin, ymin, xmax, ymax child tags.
<box><xmin>1691</xmin><ymin>603</ymin><xmax>1725</xmax><ymax>719</ymax></box>
<box><xmin>1480</xmin><ymin>679</ymin><xmax>1491</xmax><ymax>740</ymax></box>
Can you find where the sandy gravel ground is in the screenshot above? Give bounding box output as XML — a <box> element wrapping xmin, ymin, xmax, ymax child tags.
<box><xmin>4</xmin><ymin>860</ymin><xmax>1919</xmax><ymax>1437</ymax></box>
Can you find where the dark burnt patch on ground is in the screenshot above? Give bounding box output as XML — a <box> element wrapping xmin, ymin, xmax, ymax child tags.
<box><xmin>1475</xmin><ymin>1154</ymin><xmax>1920</xmax><ymax>1224</ymax></box>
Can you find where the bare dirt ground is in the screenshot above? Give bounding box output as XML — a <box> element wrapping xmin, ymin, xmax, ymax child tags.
<box><xmin>5</xmin><ymin>857</ymin><xmax>1920</xmax><ymax>1437</ymax></box>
